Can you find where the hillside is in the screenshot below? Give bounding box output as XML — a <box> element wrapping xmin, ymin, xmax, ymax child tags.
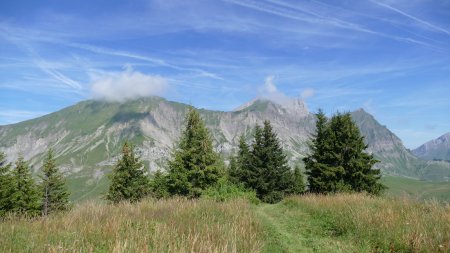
<box><xmin>413</xmin><ymin>132</ymin><xmax>450</xmax><ymax>161</ymax></box>
<box><xmin>0</xmin><ymin>97</ymin><xmax>449</xmax><ymax>200</ymax></box>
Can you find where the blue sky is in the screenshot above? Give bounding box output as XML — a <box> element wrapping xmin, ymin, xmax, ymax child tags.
<box><xmin>0</xmin><ymin>0</ymin><xmax>449</xmax><ymax>148</ymax></box>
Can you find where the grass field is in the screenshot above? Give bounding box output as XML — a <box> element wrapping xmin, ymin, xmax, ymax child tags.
<box><xmin>1</xmin><ymin>194</ymin><xmax>449</xmax><ymax>253</ymax></box>
<box><xmin>382</xmin><ymin>175</ymin><xmax>450</xmax><ymax>202</ymax></box>
<box><xmin>0</xmin><ymin>198</ymin><xmax>263</xmax><ymax>253</ymax></box>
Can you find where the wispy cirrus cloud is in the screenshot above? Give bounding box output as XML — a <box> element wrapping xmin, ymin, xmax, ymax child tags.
<box><xmin>0</xmin><ymin>109</ymin><xmax>49</xmax><ymax>125</ymax></box>
<box><xmin>369</xmin><ymin>0</ymin><xmax>450</xmax><ymax>36</ymax></box>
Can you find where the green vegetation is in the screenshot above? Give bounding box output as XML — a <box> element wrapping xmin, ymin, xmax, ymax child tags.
<box><xmin>106</xmin><ymin>142</ymin><xmax>150</xmax><ymax>203</ymax></box>
<box><xmin>166</xmin><ymin>108</ymin><xmax>224</xmax><ymax>198</ymax></box>
<box><xmin>40</xmin><ymin>149</ymin><xmax>70</xmax><ymax>215</ymax></box>
<box><xmin>304</xmin><ymin>110</ymin><xmax>384</xmax><ymax>194</ymax></box>
<box><xmin>229</xmin><ymin>121</ymin><xmax>300</xmax><ymax>203</ymax></box>
<box><xmin>1</xmin><ymin>194</ymin><xmax>448</xmax><ymax>252</ymax></box>
<box><xmin>259</xmin><ymin>194</ymin><xmax>450</xmax><ymax>252</ymax></box>
<box><xmin>202</xmin><ymin>178</ymin><xmax>260</xmax><ymax>204</ymax></box>
<box><xmin>0</xmin><ymin>152</ymin><xmax>13</xmax><ymax>217</ymax></box>
<box><xmin>0</xmin><ymin>198</ymin><xmax>263</xmax><ymax>253</ymax></box>
<box><xmin>0</xmin><ymin>150</ymin><xmax>70</xmax><ymax>217</ymax></box>
<box><xmin>9</xmin><ymin>155</ymin><xmax>41</xmax><ymax>216</ymax></box>
<box><xmin>382</xmin><ymin>175</ymin><xmax>450</xmax><ymax>202</ymax></box>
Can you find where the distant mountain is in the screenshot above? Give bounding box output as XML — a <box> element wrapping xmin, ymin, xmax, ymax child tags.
<box><xmin>0</xmin><ymin>96</ymin><xmax>448</xmax><ymax>200</ymax></box>
<box><xmin>413</xmin><ymin>132</ymin><xmax>450</xmax><ymax>161</ymax></box>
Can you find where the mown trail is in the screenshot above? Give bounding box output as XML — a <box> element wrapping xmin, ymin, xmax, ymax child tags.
<box><xmin>255</xmin><ymin>203</ymin><xmax>359</xmax><ymax>253</ymax></box>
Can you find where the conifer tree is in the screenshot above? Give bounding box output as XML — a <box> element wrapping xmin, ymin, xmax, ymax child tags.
<box><xmin>290</xmin><ymin>164</ymin><xmax>306</xmax><ymax>194</ymax></box>
<box><xmin>40</xmin><ymin>149</ymin><xmax>70</xmax><ymax>215</ymax></box>
<box><xmin>304</xmin><ymin>110</ymin><xmax>385</xmax><ymax>194</ymax></box>
<box><xmin>0</xmin><ymin>152</ymin><xmax>13</xmax><ymax>216</ymax></box>
<box><xmin>328</xmin><ymin>113</ymin><xmax>385</xmax><ymax>194</ymax></box>
<box><xmin>304</xmin><ymin>110</ymin><xmax>346</xmax><ymax>193</ymax></box>
<box><xmin>166</xmin><ymin>108</ymin><xmax>223</xmax><ymax>198</ymax></box>
<box><xmin>229</xmin><ymin>135</ymin><xmax>252</xmax><ymax>186</ymax></box>
<box><xmin>106</xmin><ymin>142</ymin><xmax>150</xmax><ymax>203</ymax></box>
<box><xmin>258</xmin><ymin>121</ymin><xmax>292</xmax><ymax>202</ymax></box>
<box><xmin>149</xmin><ymin>170</ymin><xmax>169</xmax><ymax>199</ymax></box>
<box><xmin>235</xmin><ymin>121</ymin><xmax>292</xmax><ymax>203</ymax></box>
<box><xmin>10</xmin><ymin>155</ymin><xmax>41</xmax><ymax>216</ymax></box>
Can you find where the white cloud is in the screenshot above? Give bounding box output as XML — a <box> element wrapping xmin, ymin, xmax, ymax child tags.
<box><xmin>258</xmin><ymin>75</ymin><xmax>291</xmax><ymax>104</ymax></box>
<box><xmin>90</xmin><ymin>66</ymin><xmax>168</xmax><ymax>102</ymax></box>
<box><xmin>301</xmin><ymin>88</ymin><xmax>315</xmax><ymax>99</ymax></box>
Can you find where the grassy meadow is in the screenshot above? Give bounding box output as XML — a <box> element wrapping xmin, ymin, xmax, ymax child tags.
<box><xmin>1</xmin><ymin>194</ymin><xmax>449</xmax><ymax>253</ymax></box>
<box><xmin>0</xmin><ymin>198</ymin><xmax>263</xmax><ymax>253</ymax></box>
<box><xmin>382</xmin><ymin>175</ymin><xmax>450</xmax><ymax>202</ymax></box>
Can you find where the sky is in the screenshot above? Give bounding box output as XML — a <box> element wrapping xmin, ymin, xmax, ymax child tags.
<box><xmin>0</xmin><ymin>0</ymin><xmax>449</xmax><ymax>149</ymax></box>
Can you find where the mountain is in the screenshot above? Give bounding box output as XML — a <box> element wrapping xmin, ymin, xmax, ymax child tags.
<box><xmin>412</xmin><ymin>132</ymin><xmax>450</xmax><ymax>161</ymax></box>
<box><xmin>0</xmin><ymin>96</ymin><xmax>449</xmax><ymax>201</ymax></box>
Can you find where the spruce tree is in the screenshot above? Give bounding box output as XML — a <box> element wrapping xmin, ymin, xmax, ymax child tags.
<box><xmin>149</xmin><ymin>170</ymin><xmax>169</xmax><ymax>199</ymax></box>
<box><xmin>304</xmin><ymin>110</ymin><xmax>385</xmax><ymax>194</ymax></box>
<box><xmin>304</xmin><ymin>110</ymin><xmax>346</xmax><ymax>193</ymax></box>
<box><xmin>106</xmin><ymin>142</ymin><xmax>150</xmax><ymax>203</ymax></box>
<box><xmin>40</xmin><ymin>149</ymin><xmax>70</xmax><ymax>215</ymax></box>
<box><xmin>0</xmin><ymin>152</ymin><xmax>13</xmax><ymax>217</ymax></box>
<box><xmin>10</xmin><ymin>155</ymin><xmax>41</xmax><ymax>216</ymax></box>
<box><xmin>290</xmin><ymin>164</ymin><xmax>306</xmax><ymax>194</ymax></box>
<box><xmin>166</xmin><ymin>108</ymin><xmax>223</xmax><ymax>198</ymax></box>
<box><xmin>328</xmin><ymin>113</ymin><xmax>385</xmax><ymax>194</ymax></box>
<box><xmin>229</xmin><ymin>135</ymin><xmax>252</xmax><ymax>186</ymax></box>
<box><xmin>259</xmin><ymin>120</ymin><xmax>292</xmax><ymax>202</ymax></box>
<box><xmin>235</xmin><ymin>121</ymin><xmax>292</xmax><ymax>203</ymax></box>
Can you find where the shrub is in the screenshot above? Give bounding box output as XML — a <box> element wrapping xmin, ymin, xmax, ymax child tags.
<box><xmin>202</xmin><ymin>178</ymin><xmax>260</xmax><ymax>204</ymax></box>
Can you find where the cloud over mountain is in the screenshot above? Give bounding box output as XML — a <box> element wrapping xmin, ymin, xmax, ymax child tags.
<box><xmin>90</xmin><ymin>66</ymin><xmax>168</xmax><ymax>102</ymax></box>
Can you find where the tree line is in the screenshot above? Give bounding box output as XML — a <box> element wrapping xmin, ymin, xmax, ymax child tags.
<box><xmin>0</xmin><ymin>107</ymin><xmax>385</xmax><ymax>216</ymax></box>
<box><xmin>0</xmin><ymin>150</ymin><xmax>69</xmax><ymax>218</ymax></box>
<box><xmin>107</xmin><ymin>108</ymin><xmax>384</xmax><ymax>204</ymax></box>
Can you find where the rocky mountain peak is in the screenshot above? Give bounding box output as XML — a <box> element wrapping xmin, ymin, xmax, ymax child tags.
<box><xmin>234</xmin><ymin>97</ymin><xmax>308</xmax><ymax>117</ymax></box>
<box><xmin>413</xmin><ymin>132</ymin><xmax>450</xmax><ymax>161</ymax></box>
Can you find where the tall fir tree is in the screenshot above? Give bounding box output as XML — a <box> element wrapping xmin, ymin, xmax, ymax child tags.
<box><xmin>166</xmin><ymin>108</ymin><xmax>223</xmax><ymax>198</ymax></box>
<box><xmin>304</xmin><ymin>110</ymin><xmax>346</xmax><ymax>193</ymax></box>
<box><xmin>0</xmin><ymin>152</ymin><xmax>13</xmax><ymax>217</ymax></box>
<box><xmin>10</xmin><ymin>155</ymin><xmax>41</xmax><ymax>216</ymax></box>
<box><xmin>234</xmin><ymin>121</ymin><xmax>292</xmax><ymax>203</ymax></box>
<box><xmin>229</xmin><ymin>135</ymin><xmax>253</xmax><ymax>186</ymax></box>
<box><xmin>328</xmin><ymin>113</ymin><xmax>385</xmax><ymax>194</ymax></box>
<box><xmin>304</xmin><ymin>110</ymin><xmax>385</xmax><ymax>194</ymax></box>
<box><xmin>40</xmin><ymin>149</ymin><xmax>70</xmax><ymax>215</ymax></box>
<box><xmin>258</xmin><ymin>121</ymin><xmax>293</xmax><ymax>202</ymax></box>
<box><xmin>106</xmin><ymin>142</ymin><xmax>150</xmax><ymax>203</ymax></box>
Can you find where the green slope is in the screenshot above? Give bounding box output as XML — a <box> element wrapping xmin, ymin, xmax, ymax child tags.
<box><xmin>382</xmin><ymin>175</ymin><xmax>450</xmax><ymax>202</ymax></box>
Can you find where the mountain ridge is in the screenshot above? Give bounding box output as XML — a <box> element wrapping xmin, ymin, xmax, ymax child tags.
<box><xmin>412</xmin><ymin>132</ymin><xmax>450</xmax><ymax>161</ymax></box>
<box><xmin>1</xmin><ymin>96</ymin><xmax>449</xmax><ymax>200</ymax></box>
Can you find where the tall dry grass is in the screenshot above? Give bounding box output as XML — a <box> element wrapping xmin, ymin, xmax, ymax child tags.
<box><xmin>285</xmin><ymin>194</ymin><xmax>450</xmax><ymax>252</ymax></box>
<box><xmin>0</xmin><ymin>198</ymin><xmax>263</xmax><ymax>253</ymax></box>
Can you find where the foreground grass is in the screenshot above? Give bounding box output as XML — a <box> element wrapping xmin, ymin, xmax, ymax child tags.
<box><xmin>0</xmin><ymin>198</ymin><xmax>263</xmax><ymax>253</ymax></box>
<box><xmin>268</xmin><ymin>194</ymin><xmax>450</xmax><ymax>252</ymax></box>
<box><xmin>1</xmin><ymin>194</ymin><xmax>449</xmax><ymax>253</ymax></box>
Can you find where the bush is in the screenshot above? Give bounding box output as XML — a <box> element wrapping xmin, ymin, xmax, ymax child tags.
<box><xmin>262</xmin><ymin>191</ymin><xmax>284</xmax><ymax>204</ymax></box>
<box><xmin>202</xmin><ymin>178</ymin><xmax>260</xmax><ymax>204</ymax></box>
